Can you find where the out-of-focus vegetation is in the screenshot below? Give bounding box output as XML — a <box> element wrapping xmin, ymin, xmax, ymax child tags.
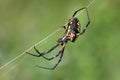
<box><xmin>0</xmin><ymin>0</ymin><xmax>120</xmax><ymax>80</ymax></box>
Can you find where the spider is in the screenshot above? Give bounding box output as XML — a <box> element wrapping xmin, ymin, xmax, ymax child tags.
<box><xmin>26</xmin><ymin>7</ymin><xmax>90</xmax><ymax>70</ymax></box>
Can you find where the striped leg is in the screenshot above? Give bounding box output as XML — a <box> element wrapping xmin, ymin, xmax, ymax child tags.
<box><xmin>80</xmin><ymin>7</ymin><xmax>90</xmax><ymax>35</ymax></box>
<box><xmin>36</xmin><ymin>43</ymin><xmax>66</xmax><ymax>70</ymax></box>
<box><xmin>26</xmin><ymin>43</ymin><xmax>59</xmax><ymax>60</ymax></box>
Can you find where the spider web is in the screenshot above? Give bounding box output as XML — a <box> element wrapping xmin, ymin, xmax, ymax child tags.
<box><xmin>0</xmin><ymin>0</ymin><xmax>96</xmax><ymax>78</ymax></box>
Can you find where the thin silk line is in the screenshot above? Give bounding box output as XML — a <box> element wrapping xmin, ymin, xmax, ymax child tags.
<box><xmin>0</xmin><ymin>57</ymin><xmax>25</xmax><ymax>79</ymax></box>
<box><xmin>75</xmin><ymin>0</ymin><xmax>96</xmax><ymax>17</ymax></box>
<box><xmin>0</xmin><ymin>28</ymin><xmax>61</xmax><ymax>70</ymax></box>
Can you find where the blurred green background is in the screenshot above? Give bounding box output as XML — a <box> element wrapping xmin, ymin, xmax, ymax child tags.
<box><xmin>0</xmin><ymin>0</ymin><xmax>120</xmax><ymax>80</ymax></box>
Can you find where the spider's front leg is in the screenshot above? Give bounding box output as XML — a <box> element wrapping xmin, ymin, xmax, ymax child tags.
<box><xmin>37</xmin><ymin>42</ymin><xmax>66</xmax><ymax>70</ymax></box>
<box><xmin>26</xmin><ymin>38</ymin><xmax>64</xmax><ymax>61</ymax></box>
<box><xmin>26</xmin><ymin>43</ymin><xmax>59</xmax><ymax>60</ymax></box>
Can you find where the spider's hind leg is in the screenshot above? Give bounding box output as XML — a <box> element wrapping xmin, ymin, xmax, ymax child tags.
<box><xmin>72</xmin><ymin>7</ymin><xmax>86</xmax><ymax>17</ymax></box>
<box><xmin>80</xmin><ymin>7</ymin><xmax>90</xmax><ymax>35</ymax></box>
<box><xmin>72</xmin><ymin>7</ymin><xmax>90</xmax><ymax>35</ymax></box>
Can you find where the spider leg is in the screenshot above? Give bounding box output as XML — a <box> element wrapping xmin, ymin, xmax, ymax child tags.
<box><xmin>72</xmin><ymin>7</ymin><xmax>90</xmax><ymax>35</ymax></box>
<box><xmin>34</xmin><ymin>46</ymin><xmax>62</xmax><ymax>61</ymax></box>
<box><xmin>80</xmin><ymin>7</ymin><xmax>90</xmax><ymax>35</ymax></box>
<box><xmin>36</xmin><ymin>43</ymin><xmax>66</xmax><ymax>70</ymax></box>
<box><xmin>38</xmin><ymin>38</ymin><xmax>64</xmax><ymax>56</ymax></box>
<box><xmin>40</xmin><ymin>43</ymin><xmax>59</xmax><ymax>55</ymax></box>
<box><xmin>61</xmin><ymin>26</ymin><xmax>66</xmax><ymax>29</ymax></box>
<box><xmin>26</xmin><ymin>43</ymin><xmax>59</xmax><ymax>60</ymax></box>
<box><xmin>26</xmin><ymin>47</ymin><xmax>54</xmax><ymax>60</ymax></box>
<box><xmin>72</xmin><ymin>7</ymin><xmax>87</xmax><ymax>17</ymax></box>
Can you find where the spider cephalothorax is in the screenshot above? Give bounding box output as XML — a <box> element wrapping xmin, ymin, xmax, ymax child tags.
<box><xmin>26</xmin><ymin>7</ymin><xmax>90</xmax><ymax>70</ymax></box>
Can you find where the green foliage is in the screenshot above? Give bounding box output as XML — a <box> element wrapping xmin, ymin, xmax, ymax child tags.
<box><xmin>0</xmin><ymin>0</ymin><xmax>120</xmax><ymax>80</ymax></box>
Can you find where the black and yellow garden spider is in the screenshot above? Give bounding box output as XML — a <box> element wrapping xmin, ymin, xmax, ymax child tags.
<box><xmin>26</xmin><ymin>7</ymin><xmax>90</xmax><ymax>70</ymax></box>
